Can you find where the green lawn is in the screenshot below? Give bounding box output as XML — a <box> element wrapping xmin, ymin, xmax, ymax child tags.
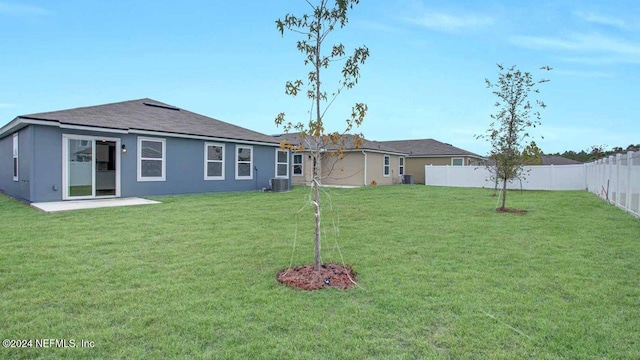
<box><xmin>1</xmin><ymin>186</ymin><xmax>639</xmax><ymax>359</ymax></box>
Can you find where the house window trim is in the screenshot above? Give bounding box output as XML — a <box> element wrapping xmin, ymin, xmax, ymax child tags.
<box><xmin>451</xmin><ymin>157</ymin><xmax>464</xmax><ymax>166</ymax></box>
<box><xmin>137</xmin><ymin>137</ymin><xmax>166</xmax><ymax>182</ymax></box>
<box><xmin>292</xmin><ymin>153</ymin><xmax>304</xmax><ymax>177</ymax></box>
<box><xmin>235</xmin><ymin>145</ymin><xmax>253</xmax><ymax>180</ymax></box>
<box><xmin>399</xmin><ymin>156</ymin><xmax>405</xmax><ymax>176</ymax></box>
<box><xmin>383</xmin><ymin>155</ymin><xmax>391</xmax><ymax>177</ymax></box>
<box><xmin>204</xmin><ymin>142</ymin><xmax>225</xmax><ymax>181</ymax></box>
<box><xmin>275</xmin><ymin>149</ymin><xmax>289</xmax><ymax>178</ymax></box>
<box><xmin>12</xmin><ymin>133</ymin><xmax>18</xmax><ymax>181</ymax></box>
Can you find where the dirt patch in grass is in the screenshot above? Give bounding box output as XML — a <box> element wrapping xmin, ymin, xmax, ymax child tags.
<box><xmin>495</xmin><ymin>207</ymin><xmax>528</xmax><ymax>214</ymax></box>
<box><xmin>277</xmin><ymin>263</ymin><xmax>357</xmax><ymax>290</ymax></box>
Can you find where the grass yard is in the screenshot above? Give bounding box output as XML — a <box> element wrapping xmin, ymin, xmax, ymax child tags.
<box><xmin>1</xmin><ymin>186</ymin><xmax>639</xmax><ymax>359</ymax></box>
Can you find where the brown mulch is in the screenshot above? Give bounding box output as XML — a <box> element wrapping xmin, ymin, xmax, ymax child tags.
<box><xmin>277</xmin><ymin>263</ymin><xmax>357</xmax><ymax>290</ymax></box>
<box><xmin>495</xmin><ymin>207</ymin><xmax>528</xmax><ymax>214</ymax></box>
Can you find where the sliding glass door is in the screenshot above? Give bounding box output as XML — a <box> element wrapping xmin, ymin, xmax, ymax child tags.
<box><xmin>63</xmin><ymin>135</ymin><xmax>120</xmax><ymax>200</ymax></box>
<box><xmin>68</xmin><ymin>139</ymin><xmax>94</xmax><ymax>197</ymax></box>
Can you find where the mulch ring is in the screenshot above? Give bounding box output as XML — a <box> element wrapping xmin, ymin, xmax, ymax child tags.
<box><xmin>495</xmin><ymin>207</ymin><xmax>528</xmax><ymax>214</ymax></box>
<box><xmin>277</xmin><ymin>263</ymin><xmax>357</xmax><ymax>290</ymax></box>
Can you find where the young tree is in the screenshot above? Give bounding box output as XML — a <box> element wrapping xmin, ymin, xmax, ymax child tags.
<box><xmin>478</xmin><ymin>64</ymin><xmax>551</xmax><ymax>210</ymax></box>
<box><xmin>275</xmin><ymin>0</ymin><xmax>369</xmax><ymax>271</ymax></box>
<box><xmin>522</xmin><ymin>140</ymin><xmax>543</xmax><ymax>165</ymax></box>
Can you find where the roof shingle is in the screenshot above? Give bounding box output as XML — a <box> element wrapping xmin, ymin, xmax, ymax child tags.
<box><xmin>18</xmin><ymin>98</ymin><xmax>278</xmax><ymax>144</ymax></box>
<box><xmin>379</xmin><ymin>139</ymin><xmax>483</xmax><ymax>158</ymax></box>
<box><xmin>273</xmin><ymin>132</ymin><xmax>406</xmax><ymax>154</ymax></box>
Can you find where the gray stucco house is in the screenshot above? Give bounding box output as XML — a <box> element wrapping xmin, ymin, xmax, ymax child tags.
<box><xmin>0</xmin><ymin>98</ymin><xmax>290</xmax><ymax>202</ymax></box>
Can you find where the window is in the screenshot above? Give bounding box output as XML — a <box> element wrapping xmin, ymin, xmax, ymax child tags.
<box><xmin>235</xmin><ymin>145</ymin><xmax>253</xmax><ymax>180</ymax></box>
<box><xmin>451</xmin><ymin>157</ymin><xmax>464</xmax><ymax>166</ymax></box>
<box><xmin>204</xmin><ymin>143</ymin><xmax>225</xmax><ymax>180</ymax></box>
<box><xmin>137</xmin><ymin>137</ymin><xmax>166</xmax><ymax>181</ymax></box>
<box><xmin>275</xmin><ymin>149</ymin><xmax>289</xmax><ymax>178</ymax></box>
<box><xmin>293</xmin><ymin>154</ymin><xmax>303</xmax><ymax>176</ymax></box>
<box><xmin>399</xmin><ymin>157</ymin><xmax>405</xmax><ymax>176</ymax></box>
<box><xmin>12</xmin><ymin>133</ymin><xmax>18</xmax><ymax>181</ymax></box>
<box><xmin>383</xmin><ymin>155</ymin><xmax>390</xmax><ymax>176</ymax></box>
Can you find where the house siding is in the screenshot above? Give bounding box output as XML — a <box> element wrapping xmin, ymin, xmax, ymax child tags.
<box><xmin>124</xmin><ymin>135</ymin><xmax>277</xmax><ymax>197</ymax></box>
<box><xmin>365</xmin><ymin>152</ymin><xmax>402</xmax><ymax>186</ymax></box>
<box><xmin>322</xmin><ymin>152</ymin><xmax>365</xmax><ymax>186</ymax></box>
<box><xmin>0</xmin><ymin>126</ymin><xmax>32</xmax><ymax>201</ymax></box>
<box><xmin>291</xmin><ymin>152</ymin><xmax>313</xmax><ymax>186</ymax></box>
<box><xmin>290</xmin><ymin>151</ymin><xmax>403</xmax><ymax>187</ymax></box>
<box><xmin>1</xmin><ymin>125</ymin><xmax>282</xmax><ymax>202</ymax></box>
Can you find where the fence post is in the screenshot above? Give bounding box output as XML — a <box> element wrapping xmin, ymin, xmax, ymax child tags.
<box><xmin>615</xmin><ymin>154</ymin><xmax>622</xmax><ymax>208</ymax></box>
<box><xmin>626</xmin><ymin>151</ymin><xmax>632</xmax><ymax>212</ymax></box>
<box><xmin>605</xmin><ymin>155</ymin><xmax>613</xmax><ymax>204</ymax></box>
<box><xmin>599</xmin><ymin>159</ymin><xmax>604</xmax><ymax>197</ymax></box>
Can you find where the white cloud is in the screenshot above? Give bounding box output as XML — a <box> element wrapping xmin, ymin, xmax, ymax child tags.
<box><xmin>405</xmin><ymin>11</ymin><xmax>494</xmax><ymax>33</ymax></box>
<box><xmin>355</xmin><ymin>19</ymin><xmax>401</xmax><ymax>34</ymax></box>
<box><xmin>510</xmin><ymin>33</ymin><xmax>640</xmax><ymax>64</ymax></box>
<box><xmin>0</xmin><ymin>2</ymin><xmax>48</xmax><ymax>16</ymax></box>
<box><xmin>553</xmin><ymin>69</ymin><xmax>615</xmax><ymax>78</ymax></box>
<box><xmin>574</xmin><ymin>11</ymin><xmax>629</xmax><ymax>30</ymax></box>
<box><xmin>559</xmin><ymin>56</ymin><xmax>640</xmax><ymax>65</ymax></box>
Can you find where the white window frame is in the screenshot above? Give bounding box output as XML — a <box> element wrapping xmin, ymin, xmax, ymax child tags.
<box><xmin>399</xmin><ymin>156</ymin><xmax>405</xmax><ymax>176</ymax></box>
<box><xmin>383</xmin><ymin>155</ymin><xmax>391</xmax><ymax>177</ymax></box>
<box><xmin>451</xmin><ymin>157</ymin><xmax>464</xmax><ymax>166</ymax></box>
<box><xmin>292</xmin><ymin>153</ymin><xmax>304</xmax><ymax>177</ymax></box>
<box><xmin>204</xmin><ymin>142</ymin><xmax>225</xmax><ymax>180</ymax></box>
<box><xmin>137</xmin><ymin>137</ymin><xmax>166</xmax><ymax>182</ymax></box>
<box><xmin>275</xmin><ymin>149</ymin><xmax>289</xmax><ymax>178</ymax></box>
<box><xmin>12</xmin><ymin>133</ymin><xmax>18</xmax><ymax>181</ymax></box>
<box><xmin>235</xmin><ymin>145</ymin><xmax>253</xmax><ymax>180</ymax></box>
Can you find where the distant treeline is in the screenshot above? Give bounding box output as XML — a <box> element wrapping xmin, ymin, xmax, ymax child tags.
<box><xmin>548</xmin><ymin>144</ymin><xmax>640</xmax><ymax>163</ymax></box>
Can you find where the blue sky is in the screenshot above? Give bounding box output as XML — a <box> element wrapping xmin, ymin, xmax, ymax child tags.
<box><xmin>0</xmin><ymin>0</ymin><xmax>638</xmax><ymax>155</ymax></box>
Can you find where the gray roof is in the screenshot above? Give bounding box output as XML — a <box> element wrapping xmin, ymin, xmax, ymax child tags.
<box><xmin>379</xmin><ymin>139</ymin><xmax>484</xmax><ymax>158</ymax></box>
<box><xmin>273</xmin><ymin>132</ymin><xmax>406</xmax><ymax>155</ymax></box>
<box><xmin>15</xmin><ymin>98</ymin><xmax>278</xmax><ymax>144</ymax></box>
<box><xmin>541</xmin><ymin>155</ymin><xmax>583</xmax><ymax>165</ymax></box>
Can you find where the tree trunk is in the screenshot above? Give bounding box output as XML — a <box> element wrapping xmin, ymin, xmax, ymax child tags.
<box><xmin>313</xmin><ymin>24</ymin><xmax>323</xmax><ymax>272</ymax></box>
<box><xmin>501</xmin><ymin>173</ymin><xmax>507</xmax><ymax>210</ymax></box>
<box><xmin>313</xmin><ymin>154</ymin><xmax>321</xmax><ymax>271</ymax></box>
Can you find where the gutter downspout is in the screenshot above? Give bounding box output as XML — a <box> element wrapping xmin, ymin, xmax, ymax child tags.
<box><xmin>362</xmin><ymin>150</ymin><xmax>367</xmax><ymax>186</ymax></box>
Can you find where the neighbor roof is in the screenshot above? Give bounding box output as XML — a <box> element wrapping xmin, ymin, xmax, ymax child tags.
<box><xmin>273</xmin><ymin>132</ymin><xmax>406</xmax><ymax>155</ymax></box>
<box><xmin>379</xmin><ymin>139</ymin><xmax>484</xmax><ymax>158</ymax></box>
<box><xmin>541</xmin><ymin>155</ymin><xmax>583</xmax><ymax>165</ymax></box>
<box><xmin>3</xmin><ymin>98</ymin><xmax>278</xmax><ymax>145</ymax></box>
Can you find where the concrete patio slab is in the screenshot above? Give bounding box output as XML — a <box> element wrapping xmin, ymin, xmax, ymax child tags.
<box><xmin>32</xmin><ymin>197</ymin><xmax>160</xmax><ymax>213</ymax></box>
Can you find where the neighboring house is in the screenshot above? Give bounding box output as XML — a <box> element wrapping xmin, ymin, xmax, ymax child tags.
<box><xmin>379</xmin><ymin>139</ymin><xmax>485</xmax><ymax>184</ymax></box>
<box><xmin>540</xmin><ymin>155</ymin><xmax>583</xmax><ymax>165</ymax></box>
<box><xmin>0</xmin><ymin>98</ymin><xmax>288</xmax><ymax>203</ymax></box>
<box><xmin>274</xmin><ymin>133</ymin><xmax>407</xmax><ymax>187</ymax></box>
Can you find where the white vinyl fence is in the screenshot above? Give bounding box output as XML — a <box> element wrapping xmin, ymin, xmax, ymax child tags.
<box><xmin>585</xmin><ymin>151</ymin><xmax>639</xmax><ymax>218</ymax></box>
<box><xmin>425</xmin><ymin>164</ymin><xmax>586</xmax><ymax>190</ymax></box>
<box><xmin>424</xmin><ymin>150</ymin><xmax>640</xmax><ymax>218</ymax></box>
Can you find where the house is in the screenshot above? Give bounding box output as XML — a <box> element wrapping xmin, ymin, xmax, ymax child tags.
<box><xmin>0</xmin><ymin>98</ymin><xmax>289</xmax><ymax>203</ymax></box>
<box><xmin>379</xmin><ymin>139</ymin><xmax>485</xmax><ymax>184</ymax></box>
<box><xmin>273</xmin><ymin>133</ymin><xmax>407</xmax><ymax>187</ymax></box>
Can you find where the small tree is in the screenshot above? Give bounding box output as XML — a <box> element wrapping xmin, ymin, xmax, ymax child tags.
<box><xmin>478</xmin><ymin>64</ymin><xmax>550</xmax><ymax>210</ymax></box>
<box><xmin>275</xmin><ymin>0</ymin><xmax>369</xmax><ymax>271</ymax></box>
<box><xmin>522</xmin><ymin>141</ymin><xmax>543</xmax><ymax>165</ymax></box>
